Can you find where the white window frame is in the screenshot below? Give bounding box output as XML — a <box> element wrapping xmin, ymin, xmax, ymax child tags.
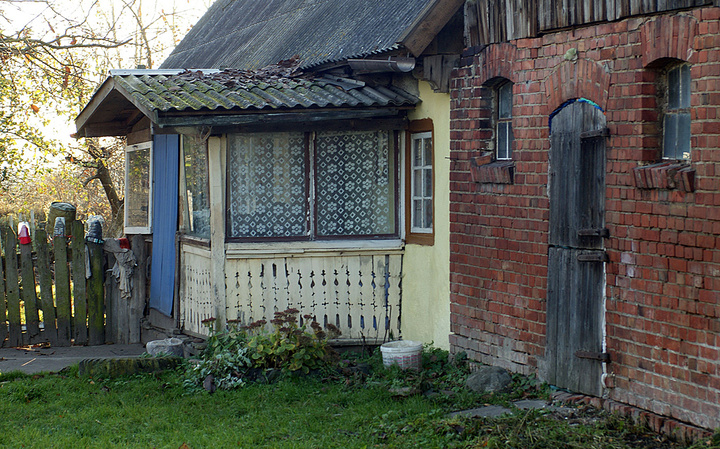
<box><xmin>663</xmin><ymin>63</ymin><xmax>691</xmax><ymax>160</ymax></box>
<box><xmin>124</xmin><ymin>141</ymin><xmax>153</xmax><ymax>234</ymax></box>
<box><xmin>495</xmin><ymin>81</ymin><xmax>513</xmax><ymax>160</ymax></box>
<box><xmin>409</xmin><ymin>131</ymin><xmax>433</xmax><ymax>234</ymax></box>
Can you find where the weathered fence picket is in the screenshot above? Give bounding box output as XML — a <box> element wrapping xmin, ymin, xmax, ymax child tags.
<box><xmin>35</xmin><ymin>229</ymin><xmax>58</xmax><ymax>346</ymax></box>
<box><xmin>54</xmin><ymin>232</ymin><xmax>73</xmax><ymax>346</ymax></box>
<box><xmin>87</xmin><ymin>241</ymin><xmax>104</xmax><ymax>345</ymax></box>
<box><xmin>71</xmin><ymin>221</ymin><xmax>88</xmax><ymax>345</ymax></box>
<box><xmin>0</xmin><ymin>216</ymin><xmax>139</xmax><ymax>348</ymax></box>
<box><xmin>19</xmin><ymin>240</ymin><xmax>40</xmax><ymax>342</ymax></box>
<box><xmin>5</xmin><ymin>229</ymin><xmax>22</xmax><ymax>347</ymax></box>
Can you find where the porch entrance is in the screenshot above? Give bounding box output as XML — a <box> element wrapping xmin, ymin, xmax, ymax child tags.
<box><xmin>546</xmin><ymin>100</ymin><xmax>608</xmax><ymax>397</ymax></box>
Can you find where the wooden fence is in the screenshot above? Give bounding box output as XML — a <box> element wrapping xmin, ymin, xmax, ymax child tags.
<box><xmin>0</xmin><ymin>220</ymin><xmax>110</xmax><ymax>348</ymax></box>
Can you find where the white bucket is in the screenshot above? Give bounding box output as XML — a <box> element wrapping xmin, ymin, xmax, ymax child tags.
<box><xmin>380</xmin><ymin>340</ymin><xmax>423</xmax><ymax>370</ymax></box>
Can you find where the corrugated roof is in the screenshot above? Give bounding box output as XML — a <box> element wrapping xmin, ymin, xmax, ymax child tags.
<box><xmin>111</xmin><ymin>69</ymin><xmax>419</xmax><ymax>114</ymax></box>
<box><xmin>160</xmin><ymin>0</ymin><xmax>438</xmax><ymax>70</ymax></box>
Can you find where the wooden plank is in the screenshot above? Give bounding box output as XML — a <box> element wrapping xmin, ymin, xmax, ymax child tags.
<box><xmin>54</xmin><ymin>234</ymin><xmax>72</xmax><ymax>346</ymax></box>
<box><xmin>0</xmin><ymin>230</ymin><xmax>8</xmax><ymax>346</ymax></box>
<box><xmin>87</xmin><ymin>241</ymin><xmax>105</xmax><ymax>345</ymax></box>
<box><xmin>71</xmin><ymin>221</ymin><xmax>88</xmax><ymax>345</ymax></box>
<box><xmin>129</xmin><ymin>235</ymin><xmax>146</xmax><ymax>344</ymax></box>
<box><xmin>4</xmin><ymin>229</ymin><xmax>22</xmax><ymax>347</ymax></box>
<box><xmin>104</xmin><ymin>251</ymin><xmax>120</xmax><ymax>343</ymax></box>
<box><xmin>35</xmin><ymin>229</ymin><xmax>57</xmax><ymax>346</ymax></box>
<box><xmin>19</xmin><ymin>240</ymin><xmax>40</xmax><ymax>342</ymax></box>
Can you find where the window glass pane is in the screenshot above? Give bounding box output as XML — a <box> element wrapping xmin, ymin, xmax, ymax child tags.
<box><xmin>423</xmin><ymin>138</ymin><xmax>432</xmax><ymax>165</ymax></box>
<box><xmin>423</xmin><ymin>167</ymin><xmax>432</xmax><ymax>198</ymax></box>
<box><xmin>663</xmin><ymin>114</ymin><xmax>678</xmax><ymax>159</ymax></box>
<box><xmin>413</xmin><ymin>199</ymin><xmax>422</xmax><ymax>228</ymax></box>
<box><xmin>227</xmin><ymin>133</ymin><xmax>307</xmax><ymax>238</ymax></box>
<box><xmin>413</xmin><ymin>139</ymin><xmax>422</xmax><ymax>167</ymax></box>
<box><xmin>678</xmin><ymin>112</ymin><xmax>691</xmax><ymax>159</ymax></box>
<box><xmin>183</xmin><ymin>134</ymin><xmax>210</xmax><ymax>238</ymax></box>
<box><xmin>126</xmin><ymin>145</ymin><xmax>151</xmax><ymax>229</ymax></box>
<box><xmin>680</xmin><ymin>64</ymin><xmax>691</xmax><ymax>109</ymax></box>
<box><xmin>508</xmin><ymin>122</ymin><xmax>514</xmax><ymax>159</ymax></box>
<box><xmin>497</xmin><ymin>122</ymin><xmax>508</xmax><ymax>159</ymax></box>
<box><xmin>668</xmin><ymin>66</ymin><xmax>680</xmax><ymax>109</ymax></box>
<box><xmin>413</xmin><ymin>169</ymin><xmax>422</xmax><ymax>199</ymax></box>
<box><xmin>316</xmin><ymin>130</ymin><xmax>396</xmax><ymax>236</ymax></box>
<box><xmin>424</xmin><ymin>199</ymin><xmax>433</xmax><ymax>228</ymax></box>
<box><xmin>498</xmin><ymin>82</ymin><xmax>512</xmax><ymax>119</ymax></box>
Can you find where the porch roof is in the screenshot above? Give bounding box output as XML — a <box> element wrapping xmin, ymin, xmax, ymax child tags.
<box><xmin>75</xmin><ymin>68</ymin><xmax>419</xmax><ymax>138</ymax></box>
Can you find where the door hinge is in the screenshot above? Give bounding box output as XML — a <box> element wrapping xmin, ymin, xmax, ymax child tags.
<box><xmin>580</xmin><ymin>128</ymin><xmax>610</xmax><ymax>140</ymax></box>
<box><xmin>577</xmin><ymin>228</ymin><xmax>610</xmax><ymax>238</ymax></box>
<box><xmin>577</xmin><ymin>251</ymin><xmax>608</xmax><ymax>262</ymax></box>
<box><xmin>575</xmin><ymin>350</ymin><xmax>611</xmax><ymax>363</ymax></box>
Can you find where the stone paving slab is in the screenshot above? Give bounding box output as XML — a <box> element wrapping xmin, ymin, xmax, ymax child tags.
<box><xmin>0</xmin><ymin>344</ymin><xmax>146</xmax><ymax>374</ymax></box>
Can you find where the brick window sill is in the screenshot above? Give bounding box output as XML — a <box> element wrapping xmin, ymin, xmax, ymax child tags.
<box><xmin>470</xmin><ymin>155</ymin><xmax>514</xmax><ymax>184</ymax></box>
<box><xmin>632</xmin><ymin>162</ymin><xmax>695</xmax><ymax>192</ymax></box>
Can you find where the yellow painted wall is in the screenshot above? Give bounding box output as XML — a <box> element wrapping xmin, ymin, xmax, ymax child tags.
<box><xmin>402</xmin><ymin>80</ymin><xmax>451</xmax><ymax>349</ymax></box>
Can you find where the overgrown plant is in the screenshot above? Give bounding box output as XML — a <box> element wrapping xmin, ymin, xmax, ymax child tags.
<box><xmin>246</xmin><ymin>308</ymin><xmax>341</xmax><ymax>374</ymax></box>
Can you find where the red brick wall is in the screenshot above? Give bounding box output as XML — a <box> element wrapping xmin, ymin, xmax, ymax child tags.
<box><xmin>449</xmin><ymin>7</ymin><xmax>720</xmax><ymax>430</ymax></box>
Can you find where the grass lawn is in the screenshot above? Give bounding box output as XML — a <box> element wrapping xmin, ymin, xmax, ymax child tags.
<box><xmin>1</xmin><ymin>354</ymin><xmax>718</xmax><ymax>449</ymax></box>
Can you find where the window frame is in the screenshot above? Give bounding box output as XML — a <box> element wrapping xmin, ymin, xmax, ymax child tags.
<box><xmin>124</xmin><ymin>141</ymin><xmax>153</xmax><ymax>234</ymax></box>
<box><xmin>662</xmin><ymin>63</ymin><xmax>691</xmax><ymax>160</ymax></box>
<box><xmin>179</xmin><ymin>134</ymin><xmax>211</xmax><ymax>240</ymax></box>
<box><xmin>226</xmin><ymin>130</ymin><xmax>400</xmax><ymax>242</ymax></box>
<box><xmin>494</xmin><ymin>80</ymin><xmax>514</xmax><ymax>160</ymax></box>
<box><xmin>405</xmin><ymin>119</ymin><xmax>434</xmax><ymax>246</ymax></box>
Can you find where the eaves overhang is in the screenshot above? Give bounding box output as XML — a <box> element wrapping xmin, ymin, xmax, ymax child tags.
<box><xmin>75</xmin><ymin>70</ymin><xmax>419</xmax><ymax>138</ymax></box>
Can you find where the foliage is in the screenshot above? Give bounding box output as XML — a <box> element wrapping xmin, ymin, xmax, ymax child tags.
<box><xmin>245</xmin><ymin>308</ymin><xmax>341</xmax><ymax>374</ymax></box>
<box><xmin>0</xmin><ymin>0</ymin><xmax>210</xmax><ymax>215</ymax></box>
<box><xmin>0</xmin><ymin>368</ymin><xmax>703</xmax><ymax>449</ymax></box>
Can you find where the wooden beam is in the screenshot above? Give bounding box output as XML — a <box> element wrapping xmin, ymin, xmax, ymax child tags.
<box><xmin>400</xmin><ymin>0</ymin><xmax>466</xmax><ymax>56</ymax></box>
<box><xmin>157</xmin><ymin>108</ymin><xmax>406</xmax><ymax>128</ymax></box>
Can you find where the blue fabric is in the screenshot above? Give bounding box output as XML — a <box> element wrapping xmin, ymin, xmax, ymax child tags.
<box><xmin>149</xmin><ymin>134</ymin><xmax>180</xmax><ymax>316</ymax></box>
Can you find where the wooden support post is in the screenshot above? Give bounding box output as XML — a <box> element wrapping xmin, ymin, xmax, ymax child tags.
<box><xmin>35</xmin><ymin>229</ymin><xmax>57</xmax><ymax>346</ymax></box>
<box><xmin>54</xmin><ymin>234</ymin><xmax>72</xmax><ymax>346</ymax></box>
<box><xmin>4</xmin><ymin>229</ymin><xmax>22</xmax><ymax>347</ymax></box>
<box><xmin>71</xmin><ymin>221</ymin><xmax>88</xmax><ymax>345</ymax></box>
<box><xmin>19</xmin><ymin>241</ymin><xmax>40</xmax><ymax>342</ymax></box>
<box><xmin>129</xmin><ymin>235</ymin><xmax>146</xmax><ymax>344</ymax></box>
<box><xmin>87</xmin><ymin>241</ymin><xmax>105</xmax><ymax>345</ymax></box>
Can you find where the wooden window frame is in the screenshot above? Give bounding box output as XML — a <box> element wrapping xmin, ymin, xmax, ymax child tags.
<box><xmin>124</xmin><ymin>141</ymin><xmax>153</xmax><ymax>234</ymax></box>
<box><xmin>495</xmin><ymin>81</ymin><xmax>513</xmax><ymax>160</ymax></box>
<box><xmin>226</xmin><ymin>130</ymin><xmax>400</xmax><ymax>242</ymax></box>
<box><xmin>405</xmin><ymin>119</ymin><xmax>434</xmax><ymax>246</ymax></box>
<box><xmin>662</xmin><ymin>63</ymin><xmax>691</xmax><ymax>160</ymax></box>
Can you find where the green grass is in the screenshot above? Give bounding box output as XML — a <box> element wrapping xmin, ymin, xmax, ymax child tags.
<box><xmin>0</xmin><ymin>356</ymin><xmax>717</xmax><ymax>449</ymax></box>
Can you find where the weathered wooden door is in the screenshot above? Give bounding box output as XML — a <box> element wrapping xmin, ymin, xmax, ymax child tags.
<box><xmin>546</xmin><ymin>100</ymin><xmax>607</xmax><ymax>396</ymax></box>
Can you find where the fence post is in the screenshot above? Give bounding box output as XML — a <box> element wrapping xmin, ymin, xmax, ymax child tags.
<box><xmin>71</xmin><ymin>221</ymin><xmax>88</xmax><ymax>345</ymax></box>
<box><xmin>4</xmin><ymin>229</ymin><xmax>22</xmax><ymax>347</ymax></box>
<box><xmin>19</xmin><ymin>239</ymin><xmax>40</xmax><ymax>342</ymax></box>
<box><xmin>35</xmin><ymin>229</ymin><xmax>58</xmax><ymax>346</ymax></box>
<box><xmin>54</xmin><ymin>232</ymin><xmax>72</xmax><ymax>346</ymax></box>
<box><xmin>87</xmin><ymin>241</ymin><xmax>105</xmax><ymax>345</ymax></box>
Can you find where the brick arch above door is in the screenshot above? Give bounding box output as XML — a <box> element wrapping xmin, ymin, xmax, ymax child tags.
<box><xmin>544</xmin><ymin>59</ymin><xmax>611</xmax><ymax>115</ymax></box>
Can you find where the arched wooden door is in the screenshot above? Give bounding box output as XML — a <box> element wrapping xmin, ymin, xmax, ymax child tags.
<box><xmin>546</xmin><ymin>100</ymin><xmax>608</xmax><ymax>397</ymax></box>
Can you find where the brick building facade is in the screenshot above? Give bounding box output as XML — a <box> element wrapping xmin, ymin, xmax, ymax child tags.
<box><xmin>449</xmin><ymin>6</ymin><xmax>720</xmax><ymax>431</ymax></box>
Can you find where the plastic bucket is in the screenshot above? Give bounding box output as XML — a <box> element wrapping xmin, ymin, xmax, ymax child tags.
<box><xmin>380</xmin><ymin>340</ymin><xmax>423</xmax><ymax>370</ymax></box>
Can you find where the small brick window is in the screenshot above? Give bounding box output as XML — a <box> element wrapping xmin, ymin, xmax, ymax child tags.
<box><xmin>495</xmin><ymin>81</ymin><xmax>514</xmax><ymax>160</ymax></box>
<box><xmin>663</xmin><ymin>63</ymin><xmax>691</xmax><ymax>160</ymax></box>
